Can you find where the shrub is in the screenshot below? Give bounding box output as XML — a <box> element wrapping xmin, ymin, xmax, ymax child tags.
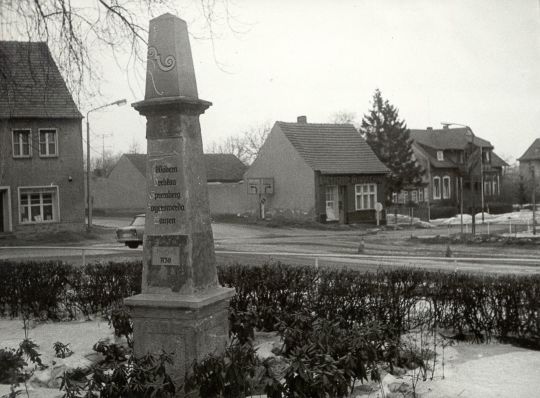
<box><xmin>488</xmin><ymin>202</ymin><xmax>513</xmax><ymax>214</ymax></box>
<box><xmin>219</xmin><ymin>263</ymin><xmax>540</xmax><ymax>347</ymax></box>
<box><xmin>0</xmin><ymin>260</ymin><xmax>142</xmax><ymax>319</ymax></box>
<box><xmin>429</xmin><ymin>205</ymin><xmax>457</xmax><ymax>220</ymax></box>
<box><xmin>60</xmin><ymin>348</ymin><xmax>175</xmax><ymax>398</ymax></box>
<box><xmin>184</xmin><ymin>339</ymin><xmax>261</xmax><ymax>398</ymax></box>
<box><xmin>0</xmin><ymin>348</ymin><xmax>26</xmax><ymax>384</ymax></box>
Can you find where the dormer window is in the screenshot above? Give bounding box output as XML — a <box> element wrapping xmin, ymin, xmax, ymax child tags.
<box><xmin>437</xmin><ymin>151</ymin><xmax>444</xmax><ymax>161</ymax></box>
<box><xmin>483</xmin><ymin>150</ymin><xmax>491</xmax><ymax>164</ymax></box>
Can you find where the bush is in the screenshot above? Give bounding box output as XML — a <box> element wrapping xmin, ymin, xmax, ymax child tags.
<box><xmin>219</xmin><ymin>263</ymin><xmax>540</xmax><ymax>346</ymax></box>
<box><xmin>0</xmin><ymin>260</ymin><xmax>142</xmax><ymax>319</ymax></box>
<box><xmin>429</xmin><ymin>205</ymin><xmax>457</xmax><ymax>220</ymax></box>
<box><xmin>488</xmin><ymin>202</ymin><xmax>513</xmax><ymax>214</ymax></box>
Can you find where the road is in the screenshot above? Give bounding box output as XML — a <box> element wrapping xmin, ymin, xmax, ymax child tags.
<box><xmin>0</xmin><ymin>217</ymin><xmax>539</xmax><ymax>273</ymax></box>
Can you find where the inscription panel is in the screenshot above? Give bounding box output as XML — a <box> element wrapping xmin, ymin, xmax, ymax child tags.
<box><xmin>147</xmin><ymin>141</ymin><xmax>186</xmax><ymax>235</ymax></box>
<box><xmin>152</xmin><ymin>246</ymin><xmax>180</xmax><ymax>266</ymax></box>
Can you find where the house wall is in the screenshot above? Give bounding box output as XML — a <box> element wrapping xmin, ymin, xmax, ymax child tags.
<box><xmin>92</xmin><ymin>157</ymin><xmax>147</xmax><ymax>213</ymax></box>
<box><xmin>208</xmin><ymin>182</ymin><xmax>247</xmax><ymax>215</ymax></box>
<box><xmin>519</xmin><ymin>160</ymin><xmax>540</xmax><ymax>179</ymax></box>
<box><xmin>245</xmin><ymin>126</ymin><xmax>315</xmax><ymax>218</ymax></box>
<box><xmin>317</xmin><ymin>174</ymin><xmax>386</xmax><ymax>224</ymax></box>
<box><xmin>0</xmin><ymin>118</ymin><xmax>85</xmax><ymax>234</ymax></box>
<box><xmin>92</xmin><ymin>157</ymin><xmax>246</xmax><ymax>216</ymax></box>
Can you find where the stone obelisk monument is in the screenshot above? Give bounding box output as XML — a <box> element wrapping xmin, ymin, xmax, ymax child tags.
<box><xmin>125</xmin><ymin>13</ymin><xmax>234</xmax><ymax>382</ymax></box>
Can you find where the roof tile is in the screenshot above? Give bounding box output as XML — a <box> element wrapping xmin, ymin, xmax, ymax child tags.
<box><xmin>0</xmin><ymin>41</ymin><xmax>81</xmax><ymax>119</ymax></box>
<box><xmin>276</xmin><ymin>121</ymin><xmax>389</xmax><ymax>175</ymax></box>
<box><xmin>123</xmin><ymin>153</ymin><xmax>247</xmax><ymax>182</ymax></box>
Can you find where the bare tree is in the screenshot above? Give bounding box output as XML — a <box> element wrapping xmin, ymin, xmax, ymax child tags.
<box><xmin>206</xmin><ymin>122</ymin><xmax>271</xmax><ymax>165</ymax></box>
<box><xmin>329</xmin><ymin>111</ymin><xmax>358</xmax><ymax>127</ymax></box>
<box><xmin>91</xmin><ymin>149</ymin><xmax>122</xmax><ymax>176</ymax></box>
<box><xmin>0</xmin><ymin>0</ymin><xmax>233</xmax><ymax>104</ymax></box>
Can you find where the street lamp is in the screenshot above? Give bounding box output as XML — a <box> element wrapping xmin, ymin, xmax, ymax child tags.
<box><xmin>86</xmin><ymin>99</ymin><xmax>127</xmax><ymax>230</ymax></box>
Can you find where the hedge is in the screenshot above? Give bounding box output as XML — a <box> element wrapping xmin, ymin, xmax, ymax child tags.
<box><xmin>219</xmin><ymin>263</ymin><xmax>540</xmax><ymax>345</ymax></box>
<box><xmin>0</xmin><ymin>260</ymin><xmax>142</xmax><ymax>319</ymax></box>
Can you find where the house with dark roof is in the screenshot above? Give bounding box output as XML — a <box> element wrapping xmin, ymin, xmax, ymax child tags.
<box><xmin>245</xmin><ymin>116</ymin><xmax>389</xmax><ymax>224</ymax></box>
<box><xmin>518</xmin><ymin>138</ymin><xmax>540</xmax><ymax>179</ymax></box>
<box><xmin>0</xmin><ymin>41</ymin><xmax>84</xmax><ymax>235</ymax></box>
<box><xmin>92</xmin><ymin>153</ymin><xmax>247</xmax><ymax>215</ymax></box>
<box><xmin>408</xmin><ymin>126</ymin><xmax>508</xmax><ymax>215</ymax></box>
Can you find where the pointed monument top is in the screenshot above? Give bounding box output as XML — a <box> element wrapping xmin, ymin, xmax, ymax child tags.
<box><xmin>144</xmin><ymin>13</ymin><xmax>198</xmax><ymax>100</ymax></box>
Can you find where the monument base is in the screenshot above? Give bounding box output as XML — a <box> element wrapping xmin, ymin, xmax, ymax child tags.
<box><xmin>124</xmin><ymin>287</ymin><xmax>235</xmax><ymax>388</ymax></box>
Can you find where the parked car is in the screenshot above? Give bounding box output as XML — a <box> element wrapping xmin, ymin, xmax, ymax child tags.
<box><xmin>116</xmin><ymin>214</ymin><xmax>145</xmax><ymax>248</ymax></box>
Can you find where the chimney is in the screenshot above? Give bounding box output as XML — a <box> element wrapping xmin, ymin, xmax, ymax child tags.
<box><xmin>442</xmin><ymin>124</ymin><xmax>449</xmax><ymax>130</ymax></box>
<box><xmin>297</xmin><ymin>115</ymin><xmax>307</xmax><ymax>123</ymax></box>
<box><xmin>426</xmin><ymin>126</ymin><xmax>433</xmax><ymax>131</ymax></box>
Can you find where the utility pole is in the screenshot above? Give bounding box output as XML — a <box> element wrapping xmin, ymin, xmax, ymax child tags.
<box><xmin>531</xmin><ymin>164</ymin><xmax>537</xmax><ymax>235</ymax></box>
<box><xmin>96</xmin><ymin>133</ymin><xmax>112</xmax><ymax>168</ymax></box>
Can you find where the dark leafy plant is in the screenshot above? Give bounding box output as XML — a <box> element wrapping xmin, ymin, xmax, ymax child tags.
<box><xmin>18</xmin><ymin>339</ymin><xmax>47</xmax><ymax>370</ymax></box>
<box><xmin>184</xmin><ymin>339</ymin><xmax>260</xmax><ymax>398</ymax></box>
<box><xmin>0</xmin><ymin>348</ymin><xmax>27</xmax><ymax>384</ymax></box>
<box><xmin>107</xmin><ymin>306</ymin><xmax>133</xmax><ymax>347</ymax></box>
<box><xmin>60</xmin><ymin>350</ymin><xmax>175</xmax><ymax>398</ymax></box>
<box><xmin>53</xmin><ymin>342</ymin><xmax>74</xmax><ymax>359</ymax></box>
<box><xmin>92</xmin><ymin>341</ymin><xmax>128</xmax><ymax>364</ymax></box>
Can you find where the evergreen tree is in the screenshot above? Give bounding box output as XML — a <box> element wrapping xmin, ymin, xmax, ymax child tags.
<box><xmin>359</xmin><ymin>89</ymin><xmax>423</xmax><ymax>202</ymax></box>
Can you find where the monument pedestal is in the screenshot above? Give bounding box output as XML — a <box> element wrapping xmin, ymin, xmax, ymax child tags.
<box><xmin>125</xmin><ymin>287</ymin><xmax>235</xmax><ymax>384</ymax></box>
<box><xmin>126</xmin><ymin>13</ymin><xmax>235</xmax><ymax>391</ymax></box>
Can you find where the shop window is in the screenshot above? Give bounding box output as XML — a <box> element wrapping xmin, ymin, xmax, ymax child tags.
<box><xmin>355</xmin><ymin>184</ymin><xmax>377</xmax><ymax>210</ymax></box>
<box><xmin>19</xmin><ymin>186</ymin><xmax>59</xmax><ymax>224</ymax></box>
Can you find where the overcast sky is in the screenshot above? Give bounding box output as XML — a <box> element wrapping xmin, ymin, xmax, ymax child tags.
<box><xmin>90</xmin><ymin>0</ymin><xmax>540</xmax><ymax>163</ymax></box>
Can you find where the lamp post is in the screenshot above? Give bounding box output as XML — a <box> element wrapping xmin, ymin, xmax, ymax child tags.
<box><xmin>86</xmin><ymin>99</ymin><xmax>127</xmax><ymax>230</ymax></box>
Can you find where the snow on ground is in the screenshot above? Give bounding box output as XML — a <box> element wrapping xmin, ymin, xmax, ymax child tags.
<box><xmin>416</xmin><ymin>343</ymin><xmax>540</xmax><ymax>398</ymax></box>
<box><xmin>431</xmin><ymin>210</ymin><xmax>537</xmax><ymax>226</ymax></box>
<box><xmin>0</xmin><ymin>318</ymin><xmax>115</xmax><ymax>398</ymax></box>
<box><xmin>2</xmin><ymin>320</ymin><xmax>540</xmax><ymax>398</ymax></box>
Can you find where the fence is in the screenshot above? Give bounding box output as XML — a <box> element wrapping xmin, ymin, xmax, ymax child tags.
<box><xmin>0</xmin><ymin>246</ymin><xmax>538</xmax><ymax>273</ymax></box>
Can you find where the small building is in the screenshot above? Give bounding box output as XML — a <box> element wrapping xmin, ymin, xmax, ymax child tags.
<box><xmin>518</xmin><ymin>138</ymin><xmax>540</xmax><ymax>179</ymax></box>
<box><xmin>92</xmin><ymin>153</ymin><xmax>247</xmax><ymax>215</ymax></box>
<box><xmin>245</xmin><ymin>116</ymin><xmax>389</xmax><ymax>224</ymax></box>
<box><xmin>0</xmin><ymin>41</ymin><xmax>85</xmax><ymax>235</ymax></box>
<box><xmin>408</xmin><ymin>126</ymin><xmax>508</xmax><ymax>216</ymax></box>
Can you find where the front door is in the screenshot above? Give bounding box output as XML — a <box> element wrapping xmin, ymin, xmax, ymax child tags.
<box><xmin>339</xmin><ymin>185</ymin><xmax>348</xmax><ymax>224</ymax></box>
<box><xmin>325</xmin><ymin>185</ymin><xmax>338</xmax><ymax>221</ymax></box>
<box><xmin>0</xmin><ymin>188</ymin><xmax>11</xmax><ymax>233</ymax></box>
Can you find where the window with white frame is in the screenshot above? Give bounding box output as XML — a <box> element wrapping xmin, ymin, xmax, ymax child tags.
<box><xmin>433</xmin><ymin>177</ymin><xmax>441</xmax><ymax>199</ymax></box>
<box><xmin>437</xmin><ymin>151</ymin><xmax>444</xmax><ymax>161</ymax></box>
<box><xmin>493</xmin><ymin>177</ymin><xmax>499</xmax><ymax>196</ymax></box>
<box><xmin>39</xmin><ymin>129</ymin><xmax>58</xmax><ymax>156</ymax></box>
<box><xmin>403</xmin><ymin>191</ymin><xmax>409</xmax><ymax>203</ymax></box>
<box><xmin>419</xmin><ymin>188</ymin><xmax>424</xmax><ymax>202</ymax></box>
<box><xmin>12</xmin><ymin>129</ymin><xmax>31</xmax><ymax>158</ymax></box>
<box><xmin>411</xmin><ymin>190</ymin><xmax>418</xmax><ymax>203</ymax></box>
<box><xmin>19</xmin><ymin>187</ymin><xmax>59</xmax><ymax>223</ymax></box>
<box><xmin>355</xmin><ymin>184</ymin><xmax>377</xmax><ymax>210</ymax></box>
<box><xmin>442</xmin><ymin>176</ymin><xmax>451</xmax><ymax>199</ymax></box>
<box><xmin>392</xmin><ymin>192</ymin><xmax>398</xmax><ymax>204</ymax></box>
